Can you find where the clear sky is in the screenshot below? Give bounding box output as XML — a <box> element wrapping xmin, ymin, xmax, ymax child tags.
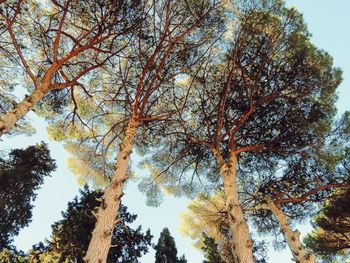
<box><xmin>2</xmin><ymin>1</ymin><xmax>349</xmax><ymax>262</ymax></box>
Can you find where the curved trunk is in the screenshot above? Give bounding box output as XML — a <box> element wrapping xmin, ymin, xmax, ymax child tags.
<box><xmin>266</xmin><ymin>198</ymin><xmax>316</xmax><ymax>263</ymax></box>
<box><xmin>216</xmin><ymin>152</ymin><xmax>255</xmax><ymax>263</ymax></box>
<box><xmin>0</xmin><ymin>85</ymin><xmax>49</xmax><ymax>137</ymax></box>
<box><xmin>84</xmin><ymin>119</ymin><xmax>138</xmax><ymax>263</ymax></box>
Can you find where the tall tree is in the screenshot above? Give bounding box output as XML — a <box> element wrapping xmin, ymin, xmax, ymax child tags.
<box><xmin>141</xmin><ymin>1</ymin><xmax>341</xmax><ymax>262</ymax></box>
<box><xmin>154</xmin><ymin>227</ymin><xmax>187</xmax><ymax>263</ymax></box>
<box><xmin>242</xmin><ymin>157</ymin><xmax>349</xmax><ymax>263</ymax></box>
<box><xmin>44</xmin><ymin>0</ymin><xmax>222</xmax><ymax>261</ymax></box>
<box><xmin>304</xmin><ymin>188</ymin><xmax>350</xmax><ymax>261</ymax></box>
<box><xmin>0</xmin><ymin>0</ymin><xmax>143</xmax><ymax>137</ymax></box>
<box><xmin>35</xmin><ymin>187</ymin><xmax>153</xmax><ymax>262</ymax></box>
<box><xmin>239</xmin><ymin>113</ymin><xmax>350</xmax><ymax>263</ymax></box>
<box><xmin>179</xmin><ymin>192</ymin><xmax>267</xmax><ymax>263</ymax></box>
<box><xmin>0</xmin><ymin>187</ymin><xmax>153</xmax><ymax>262</ymax></box>
<box><xmin>0</xmin><ymin>143</ymin><xmax>56</xmax><ymax>248</ymax></box>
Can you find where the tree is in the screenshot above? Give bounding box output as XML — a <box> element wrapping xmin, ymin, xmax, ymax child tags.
<box><xmin>201</xmin><ymin>234</ymin><xmax>226</xmax><ymax>263</ymax></box>
<box><xmin>178</xmin><ymin>119</ymin><xmax>349</xmax><ymax>263</ymax></box>
<box><xmin>0</xmin><ymin>187</ymin><xmax>153</xmax><ymax>262</ymax></box>
<box><xmin>0</xmin><ymin>143</ymin><xmax>56</xmax><ymax>248</ymax></box>
<box><xmin>141</xmin><ymin>1</ymin><xmax>341</xmax><ymax>262</ymax></box>
<box><xmin>244</xmin><ymin>156</ymin><xmax>349</xmax><ymax>263</ymax></box>
<box><xmin>40</xmin><ymin>187</ymin><xmax>153</xmax><ymax>262</ymax></box>
<box><xmin>261</xmin><ymin>177</ymin><xmax>349</xmax><ymax>263</ymax></box>
<box><xmin>304</xmin><ymin>188</ymin><xmax>350</xmax><ymax>261</ymax></box>
<box><xmin>154</xmin><ymin>228</ymin><xmax>187</xmax><ymax>263</ymax></box>
<box><xmin>0</xmin><ymin>0</ymin><xmax>143</xmax><ymax>137</ymax></box>
<box><xmin>238</xmin><ymin>113</ymin><xmax>350</xmax><ymax>263</ymax></box>
<box><xmin>179</xmin><ymin>192</ymin><xmax>234</xmax><ymax>262</ymax></box>
<box><xmin>43</xmin><ymin>0</ymin><xmax>222</xmax><ymax>261</ymax></box>
<box><xmin>180</xmin><ymin>192</ymin><xmax>267</xmax><ymax>263</ymax></box>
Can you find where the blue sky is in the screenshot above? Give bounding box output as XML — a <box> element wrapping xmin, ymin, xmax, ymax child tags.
<box><xmin>2</xmin><ymin>1</ymin><xmax>349</xmax><ymax>262</ymax></box>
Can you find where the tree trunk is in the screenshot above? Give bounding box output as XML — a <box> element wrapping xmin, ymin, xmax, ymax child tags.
<box><xmin>0</xmin><ymin>84</ymin><xmax>49</xmax><ymax>137</ymax></box>
<box><xmin>216</xmin><ymin>152</ymin><xmax>255</xmax><ymax>263</ymax></box>
<box><xmin>84</xmin><ymin>118</ymin><xmax>138</xmax><ymax>263</ymax></box>
<box><xmin>266</xmin><ymin>198</ymin><xmax>316</xmax><ymax>263</ymax></box>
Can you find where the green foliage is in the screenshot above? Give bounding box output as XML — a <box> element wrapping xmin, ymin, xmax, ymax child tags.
<box><xmin>43</xmin><ymin>0</ymin><xmax>223</xmax><ymax>188</ymax></box>
<box><xmin>0</xmin><ymin>187</ymin><xmax>153</xmax><ymax>262</ymax></box>
<box><xmin>179</xmin><ymin>192</ymin><xmax>227</xmax><ymax>250</ymax></box>
<box><xmin>247</xmin><ymin>111</ymin><xmax>350</xmax><ymax>238</ymax></box>
<box><xmin>180</xmin><ymin>192</ymin><xmax>268</xmax><ymax>262</ymax></box>
<box><xmin>154</xmin><ymin>228</ymin><xmax>187</xmax><ymax>263</ymax></box>
<box><xmin>201</xmin><ymin>234</ymin><xmax>226</xmax><ymax>263</ymax></box>
<box><xmin>39</xmin><ymin>186</ymin><xmax>153</xmax><ymax>262</ymax></box>
<box><xmin>304</xmin><ymin>188</ymin><xmax>350</xmax><ymax>261</ymax></box>
<box><xmin>0</xmin><ymin>248</ymin><xmax>27</xmax><ymax>263</ymax></box>
<box><xmin>137</xmin><ymin>4</ymin><xmax>343</xmax><ymax>262</ymax></box>
<box><xmin>139</xmin><ymin>0</ymin><xmax>341</xmax><ymax>208</ymax></box>
<box><xmin>0</xmin><ymin>0</ymin><xmax>347</xmax><ymax>261</ymax></box>
<box><xmin>0</xmin><ymin>0</ymin><xmax>145</xmax><ymax>136</ymax></box>
<box><xmin>0</xmin><ymin>143</ymin><xmax>56</xmax><ymax>248</ymax></box>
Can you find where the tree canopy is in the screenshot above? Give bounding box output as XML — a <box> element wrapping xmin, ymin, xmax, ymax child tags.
<box><xmin>0</xmin><ymin>0</ymin><xmax>145</xmax><ymax>136</ymax></box>
<box><xmin>139</xmin><ymin>1</ymin><xmax>342</xmax><ymax>261</ymax></box>
<box><xmin>0</xmin><ymin>0</ymin><xmax>348</xmax><ymax>262</ymax></box>
<box><xmin>41</xmin><ymin>0</ymin><xmax>223</xmax><ymax>261</ymax></box>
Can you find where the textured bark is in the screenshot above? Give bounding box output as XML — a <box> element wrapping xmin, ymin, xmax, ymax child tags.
<box><xmin>84</xmin><ymin>119</ymin><xmax>138</xmax><ymax>263</ymax></box>
<box><xmin>0</xmin><ymin>83</ymin><xmax>49</xmax><ymax>137</ymax></box>
<box><xmin>215</xmin><ymin>152</ymin><xmax>254</xmax><ymax>263</ymax></box>
<box><xmin>266</xmin><ymin>198</ymin><xmax>316</xmax><ymax>263</ymax></box>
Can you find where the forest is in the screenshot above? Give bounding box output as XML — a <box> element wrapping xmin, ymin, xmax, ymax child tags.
<box><xmin>0</xmin><ymin>0</ymin><xmax>349</xmax><ymax>262</ymax></box>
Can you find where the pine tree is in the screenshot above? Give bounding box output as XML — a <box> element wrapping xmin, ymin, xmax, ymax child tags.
<box><xmin>40</xmin><ymin>1</ymin><xmax>222</xmax><ymax>261</ymax></box>
<box><xmin>180</xmin><ymin>193</ymin><xmax>268</xmax><ymax>263</ymax></box>
<box><xmin>154</xmin><ymin>228</ymin><xmax>187</xmax><ymax>263</ymax></box>
<box><xmin>0</xmin><ymin>187</ymin><xmax>153</xmax><ymax>262</ymax></box>
<box><xmin>0</xmin><ymin>0</ymin><xmax>143</xmax><ymax>137</ymax></box>
<box><xmin>240</xmin><ymin>112</ymin><xmax>350</xmax><ymax>263</ymax></box>
<box><xmin>155</xmin><ymin>228</ymin><xmax>178</xmax><ymax>263</ymax></box>
<box><xmin>304</xmin><ymin>188</ymin><xmax>350</xmax><ymax>261</ymax></box>
<box><xmin>44</xmin><ymin>187</ymin><xmax>153</xmax><ymax>262</ymax></box>
<box><xmin>0</xmin><ymin>143</ymin><xmax>56</xmax><ymax>248</ymax></box>
<box><xmin>141</xmin><ymin>1</ymin><xmax>341</xmax><ymax>261</ymax></box>
<box><xmin>201</xmin><ymin>234</ymin><xmax>226</xmax><ymax>263</ymax></box>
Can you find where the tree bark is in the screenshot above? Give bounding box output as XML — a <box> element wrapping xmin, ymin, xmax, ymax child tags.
<box><xmin>84</xmin><ymin>118</ymin><xmax>138</xmax><ymax>263</ymax></box>
<box><xmin>215</xmin><ymin>151</ymin><xmax>255</xmax><ymax>263</ymax></box>
<box><xmin>266</xmin><ymin>198</ymin><xmax>316</xmax><ymax>263</ymax></box>
<box><xmin>0</xmin><ymin>84</ymin><xmax>49</xmax><ymax>137</ymax></box>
